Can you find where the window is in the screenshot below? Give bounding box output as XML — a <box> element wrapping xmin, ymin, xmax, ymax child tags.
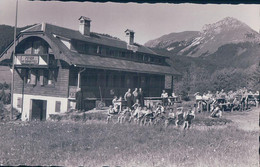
<box><xmin>113</xmin><ymin>75</ymin><xmax>120</xmax><ymax>87</ymax></box>
<box><xmin>110</xmin><ymin>50</ymin><xmax>114</xmax><ymax>57</ymax></box>
<box><xmin>137</xmin><ymin>54</ymin><xmax>143</xmax><ymax>61</ymax></box>
<box><xmin>96</xmin><ymin>46</ymin><xmax>102</xmax><ymax>54</ymax></box>
<box><xmin>125</xmin><ymin>52</ymin><xmax>130</xmax><ymax>59</ymax></box>
<box><xmin>106</xmin><ymin>74</ymin><xmax>113</xmax><ymax>87</ymax></box>
<box><xmin>87</xmin><ymin>74</ymin><xmax>97</xmax><ymax>87</ymax></box>
<box><xmin>144</xmin><ymin>55</ymin><xmax>149</xmax><ymax>62</ymax></box>
<box><xmin>120</xmin><ymin>75</ymin><xmax>125</xmax><ymax>88</ymax></box>
<box><xmin>140</xmin><ymin>76</ymin><xmax>145</xmax><ymax>88</ymax></box>
<box><xmin>113</xmin><ymin>50</ymin><xmax>118</xmax><ymax>57</ymax></box>
<box><xmin>24</xmin><ymin>41</ymin><xmax>32</xmax><ymax>54</ymax></box>
<box><xmin>77</xmin><ymin>42</ymin><xmax>85</xmax><ymax>53</ymax></box>
<box><xmin>154</xmin><ymin>58</ymin><xmax>159</xmax><ymax>63</ymax></box>
<box><xmin>106</xmin><ymin>48</ymin><xmax>110</xmax><ymax>56</ymax></box>
<box><xmin>47</xmin><ymin>70</ymin><xmax>54</xmax><ymax>85</ymax></box>
<box><xmin>133</xmin><ymin>76</ymin><xmax>139</xmax><ymax>88</ymax></box>
<box><xmin>30</xmin><ymin>70</ymin><xmax>37</xmax><ymax>85</ymax></box>
<box><xmin>120</xmin><ymin>51</ymin><xmax>126</xmax><ymax>58</ymax></box>
<box><xmin>17</xmin><ymin>97</ymin><xmax>22</xmax><ymax>108</ymax></box>
<box><xmin>84</xmin><ymin>44</ymin><xmax>89</xmax><ymax>53</ymax></box>
<box><xmin>150</xmin><ymin>57</ymin><xmax>155</xmax><ymax>62</ymax></box>
<box><xmin>32</xmin><ymin>40</ymin><xmax>47</xmax><ymax>54</ymax></box>
<box><xmin>129</xmin><ymin>52</ymin><xmax>134</xmax><ymax>59</ymax></box>
<box><xmin>69</xmin><ymin>69</ymin><xmax>78</xmax><ymax>86</ymax></box>
<box><xmin>39</xmin><ymin>70</ymin><xmax>44</xmax><ymax>86</ymax></box>
<box><xmin>22</xmin><ymin>69</ymin><xmax>55</xmax><ymax>86</ymax></box>
<box><xmin>126</xmin><ymin>76</ymin><xmax>132</xmax><ymax>88</ymax></box>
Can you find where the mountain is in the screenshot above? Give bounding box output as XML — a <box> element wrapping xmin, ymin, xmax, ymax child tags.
<box><xmin>145</xmin><ymin>31</ymin><xmax>200</xmax><ymax>49</ymax></box>
<box><xmin>145</xmin><ymin>17</ymin><xmax>260</xmax><ymax>58</ymax></box>
<box><xmin>145</xmin><ymin>17</ymin><xmax>260</xmax><ymax>93</ymax></box>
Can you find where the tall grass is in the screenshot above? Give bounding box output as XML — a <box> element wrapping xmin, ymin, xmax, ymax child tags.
<box><xmin>0</xmin><ymin>120</ymin><xmax>258</xmax><ymax>167</ymax></box>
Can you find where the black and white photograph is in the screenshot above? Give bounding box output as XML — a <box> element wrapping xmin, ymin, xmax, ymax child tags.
<box><xmin>0</xmin><ymin>0</ymin><xmax>259</xmax><ymax>166</ymax></box>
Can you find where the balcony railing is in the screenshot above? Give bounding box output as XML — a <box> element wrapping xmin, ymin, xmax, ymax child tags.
<box><xmin>15</xmin><ymin>54</ymin><xmax>54</xmax><ymax>67</ymax></box>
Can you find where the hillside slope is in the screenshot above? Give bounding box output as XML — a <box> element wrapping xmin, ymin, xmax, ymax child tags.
<box><xmin>145</xmin><ymin>17</ymin><xmax>260</xmax><ymax>59</ymax></box>
<box><xmin>146</xmin><ymin>17</ymin><xmax>260</xmax><ymax>93</ymax></box>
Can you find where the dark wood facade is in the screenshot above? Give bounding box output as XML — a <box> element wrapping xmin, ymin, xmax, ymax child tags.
<box><xmin>14</xmin><ymin>67</ymin><xmax>69</xmax><ymax>98</ymax></box>
<box><xmin>0</xmin><ymin>22</ymin><xmax>180</xmax><ymax>115</ymax></box>
<box><xmin>69</xmin><ymin>67</ymin><xmax>166</xmax><ymax>99</ymax></box>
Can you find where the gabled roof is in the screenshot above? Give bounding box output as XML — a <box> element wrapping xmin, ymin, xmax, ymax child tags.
<box><xmin>22</xmin><ymin>23</ymin><xmax>163</xmax><ymax>57</ymax></box>
<box><xmin>0</xmin><ymin>23</ymin><xmax>180</xmax><ymax>76</ymax></box>
<box><xmin>45</xmin><ymin>30</ymin><xmax>180</xmax><ymax>75</ymax></box>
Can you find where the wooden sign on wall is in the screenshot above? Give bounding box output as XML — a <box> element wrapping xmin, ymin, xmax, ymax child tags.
<box><xmin>20</xmin><ymin>55</ymin><xmax>39</xmax><ymax>65</ymax></box>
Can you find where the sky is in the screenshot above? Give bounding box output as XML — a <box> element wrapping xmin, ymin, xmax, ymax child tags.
<box><xmin>0</xmin><ymin>0</ymin><xmax>259</xmax><ymax>44</ymax></box>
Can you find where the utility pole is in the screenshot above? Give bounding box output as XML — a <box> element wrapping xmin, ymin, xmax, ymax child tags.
<box><xmin>11</xmin><ymin>0</ymin><xmax>18</xmax><ymax>120</ymax></box>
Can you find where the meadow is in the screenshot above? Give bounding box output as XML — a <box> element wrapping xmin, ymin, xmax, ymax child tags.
<box><xmin>0</xmin><ymin>109</ymin><xmax>258</xmax><ymax>167</ymax></box>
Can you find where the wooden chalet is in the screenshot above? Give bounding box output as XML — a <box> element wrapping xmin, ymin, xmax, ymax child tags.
<box><xmin>0</xmin><ymin>16</ymin><xmax>180</xmax><ymax>121</ymax></box>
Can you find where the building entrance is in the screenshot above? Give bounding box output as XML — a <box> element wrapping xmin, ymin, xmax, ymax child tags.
<box><xmin>31</xmin><ymin>100</ymin><xmax>47</xmax><ymax>121</ymax></box>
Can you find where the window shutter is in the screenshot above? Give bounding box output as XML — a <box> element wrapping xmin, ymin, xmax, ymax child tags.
<box><xmin>30</xmin><ymin>70</ymin><xmax>36</xmax><ymax>85</ymax></box>
<box><xmin>55</xmin><ymin>101</ymin><xmax>61</xmax><ymax>112</ymax></box>
<box><xmin>48</xmin><ymin>70</ymin><xmax>53</xmax><ymax>85</ymax></box>
<box><xmin>27</xmin><ymin>70</ymin><xmax>31</xmax><ymax>84</ymax></box>
<box><xmin>17</xmin><ymin>97</ymin><xmax>22</xmax><ymax>108</ymax></box>
<box><xmin>39</xmin><ymin>70</ymin><xmax>44</xmax><ymax>86</ymax></box>
<box><xmin>43</xmin><ymin>70</ymin><xmax>48</xmax><ymax>85</ymax></box>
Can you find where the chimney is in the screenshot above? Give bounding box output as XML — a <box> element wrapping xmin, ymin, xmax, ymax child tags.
<box><xmin>79</xmin><ymin>16</ymin><xmax>91</xmax><ymax>36</ymax></box>
<box><xmin>125</xmin><ymin>29</ymin><xmax>135</xmax><ymax>45</ymax></box>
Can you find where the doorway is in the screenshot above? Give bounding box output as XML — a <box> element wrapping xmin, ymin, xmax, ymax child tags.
<box><xmin>31</xmin><ymin>99</ymin><xmax>47</xmax><ymax>121</ymax></box>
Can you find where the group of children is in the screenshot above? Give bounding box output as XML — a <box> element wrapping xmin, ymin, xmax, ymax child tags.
<box><xmin>107</xmin><ymin>102</ymin><xmax>196</xmax><ymax>129</ymax></box>
<box><xmin>195</xmin><ymin>88</ymin><xmax>259</xmax><ymax>112</ymax></box>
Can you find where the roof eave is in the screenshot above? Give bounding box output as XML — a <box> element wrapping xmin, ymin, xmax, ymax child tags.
<box><xmin>73</xmin><ymin>63</ymin><xmax>179</xmax><ymax>76</ymax></box>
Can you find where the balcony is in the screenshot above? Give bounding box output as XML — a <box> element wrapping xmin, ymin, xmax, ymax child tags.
<box><xmin>15</xmin><ymin>54</ymin><xmax>56</xmax><ymax>68</ymax></box>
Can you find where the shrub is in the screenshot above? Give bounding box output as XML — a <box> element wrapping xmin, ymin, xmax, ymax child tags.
<box><xmin>0</xmin><ymin>89</ymin><xmax>6</xmax><ymax>102</ymax></box>
<box><xmin>3</xmin><ymin>82</ymin><xmax>9</xmax><ymax>90</ymax></box>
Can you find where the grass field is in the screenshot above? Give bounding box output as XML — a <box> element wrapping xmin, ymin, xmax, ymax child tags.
<box><xmin>0</xmin><ymin>109</ymin><xmax>259</xmax><ymax>167</ymax></box>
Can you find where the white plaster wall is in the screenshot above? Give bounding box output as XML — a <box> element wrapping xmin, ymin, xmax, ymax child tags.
<box><xmin>13</xmin><ymin>93</ymin><xmax>68</xmax><ymax>121</ymax></box>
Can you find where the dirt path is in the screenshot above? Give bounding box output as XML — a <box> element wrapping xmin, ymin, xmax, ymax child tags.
<box><xmin>225</xmin><ymin>107</ymin><xmax>259</xmax><ymax>132</ymax></box>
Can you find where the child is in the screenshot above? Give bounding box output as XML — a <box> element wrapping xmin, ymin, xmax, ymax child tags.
<box><xmin>211</xmin><ymin>105</ymin><xmax>222</xmax><ymax>118</ymax></box>
<box><xmin>132</xmin><ymin>99</ymin><xmax>140</xmax><ymax>109</ymax></box>
<box><xmin>165</xmin><ymin>108</ymin><xmax>175</xmax><ymax>128</ymax></box>
<box><xmin>118</xmin><ymin>106</ymin><xmax>130</xmax><ymax>124</ymax></box>
<box><xmin>137</xmin><ymin>106</ymin><xmax>146</xmax><ymax>125</ymax></box>
<box><xmin>153</xmin><ymin>104</ymin><xmax>165</xmax><ymax>125</ymax></box>
<box><xmin>183</xmin><ymin>108</ymin><xmax>195</xmax><ymax>130</ymax></box>
<box><xmin>112</xmin><ymin>96</ymin><xmax>118</xmax><ymax>106</ymax></box>
<box><xmin>143</xmin><ymin>106</ymin><xmax>153</xmax><ymax>126</ymax></box>
<box><xmin>175</xmin><ymin>107</ymin><xmax>184</xmax><ymax>127</ymax></box>
<box><xmin>155</xmin><ymin>103</ymin><xmax>165</xmax><ymax>114</ymax></box>
<box><xmin>133</xmin><ymin>88</ymin><xmax>139</xmax><ymax>103</ymax></box>
<box><xmin>128</xmin><ymin>105</ymin><xmax>138</xmax><ymax>123</ymax></box>
<box><xmin>134</xmin><ymin>106</ymin><xmax>143</xmax><ymax>124</ymax></box>
<box><xmin>161</xmin><ymin>90</ymin><xmax>169</xmax><ymax>106</ymax></box>
<box><xmin>107</xmin><ymin>105</ymin><xmax>118</xmax><ymax>123</ymax></box>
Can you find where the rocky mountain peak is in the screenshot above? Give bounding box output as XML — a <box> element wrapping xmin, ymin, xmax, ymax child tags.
<box><xmin>202</xmin><ymin>17</ymin><xmax>249</xmax><ymax>35</ymax></box>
